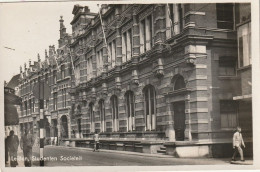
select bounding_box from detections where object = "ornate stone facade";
[18,3,252,157]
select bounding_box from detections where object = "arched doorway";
[111,95,119,132]
[173,75,186,141]
[143,85,156,131]
[61,115,68,138]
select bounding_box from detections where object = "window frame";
[218,56,237,76]
[216,3,234,30]
[220,100,238,129]
[111,95,119,132]
[143,85,156,131]
[125,91,135,131]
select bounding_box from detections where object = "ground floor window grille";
[220,100,237,129]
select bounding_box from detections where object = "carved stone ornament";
[153,58,164,78]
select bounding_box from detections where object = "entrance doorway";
[61,115,68,138]
[173,101,186,141]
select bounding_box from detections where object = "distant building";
[4,74,21,137]
[17,3,252,158]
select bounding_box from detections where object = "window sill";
[220,128,236,131]
[237,65,251,71]
[218,76,239,80]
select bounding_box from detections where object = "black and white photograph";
[0,0,259,171]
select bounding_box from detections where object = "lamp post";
[33,76,51,166]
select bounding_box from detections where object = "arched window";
[174,75,185,90]
[99,99,106,132]
[89,102,95,133]
[111,95,119,132]
[125,91,135,131]
[77,105,81,114]
[143,85,156,131]
[61,115,68,138]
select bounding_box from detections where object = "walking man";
[93,131,100,152]
[232,126,246,161]
[20,129,35,167]
[6,130,19,167]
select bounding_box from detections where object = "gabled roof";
[72,4,83,15]
[6,74,20,89]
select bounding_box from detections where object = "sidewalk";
[5,145,253,167]
[5,147,40,167]
[49,145,253,165]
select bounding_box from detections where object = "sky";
[0,1,100,83]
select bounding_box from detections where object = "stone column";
[132,5,140,84]
[102,43,109,73]
[166,100,175,141]
[153,4,166,44]
[115,6,122,66]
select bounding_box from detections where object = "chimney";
[29,59,31,66]
[38,53,41,62]
[84,6,90,13]
[45,49,48,59]
[59,16,66,38]
[20,65,22,73]
[49,45,56,56]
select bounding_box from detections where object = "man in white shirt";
[93,132,99,152]
[232,126,245,161]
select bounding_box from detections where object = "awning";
[4,103,19,126]
[233,94,252,100]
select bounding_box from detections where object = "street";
[6,145,242,167]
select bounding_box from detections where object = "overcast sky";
[0,1,100,83]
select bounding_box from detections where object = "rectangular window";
[148,15,153,49]
[99,100,106,132]
[97,50,103,76]
[90,103,95,133]
[89,57,92,79]
[53,92,58,110]
[239,37,244,67]
[140,15,153,53]
[216,3,234,30]
[62,89,66,108]
[29,99,32,113]
[25,101,28,115]
[20,104,23,116]
[166,4,175,38]
[220,100,237,129]
[32,98,35,113]
[53,71,57,84]
[112,40,116,67]
[219,56,236,76]
[178,4,183,31]
[45,99,49,109]
[108,42,112,68]
[140,19,146,53]
[45,73,48,84]
[122,32,127,63]
[61,65,65,79]
[127,29,132,61]
[78,119,81,133]
[238,22,251,67]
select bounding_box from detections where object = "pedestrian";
[5,137,8,164]
[6,130,19,167]
[20,129,35,167]
[232,126,246,162]
[93,131,100,152]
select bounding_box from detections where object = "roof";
[6,74,20,89]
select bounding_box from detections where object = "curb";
[46,145,174,158]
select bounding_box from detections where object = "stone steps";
[157,146,166,154]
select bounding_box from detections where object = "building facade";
[18,3,252,157]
